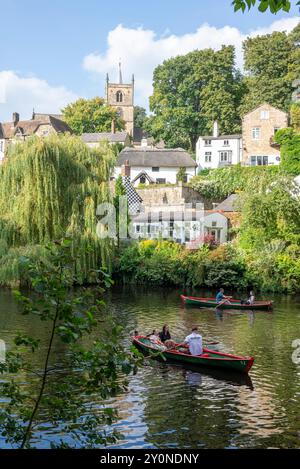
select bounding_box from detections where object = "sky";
[0,0,299,121]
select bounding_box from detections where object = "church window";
[116,91,123,103]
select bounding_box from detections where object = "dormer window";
[223,140,229,146]
[204,140,212,146]
[116,91,123,103]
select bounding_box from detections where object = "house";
[130,193,240,245]
[115,147,197,187]
[196,122,242,171]
[242,103,288,166]
[0,112,72,162]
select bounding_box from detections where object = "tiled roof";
[214,194,239,212]
[82,132,129,143]
[1,115,71,138]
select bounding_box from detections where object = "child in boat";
[147,330,166,348]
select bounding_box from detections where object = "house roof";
[32,112,64,121]
[199,134,242,141]
[131,171,155,185]
[82,132,129,143]
[242,102,288,118]
[1,115,71,139]
[214,194,239,212]
[117,147,197,168]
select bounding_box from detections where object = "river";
[0,287,300,449]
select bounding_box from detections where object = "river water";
[0,287,300,449]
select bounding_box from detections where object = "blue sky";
[0,0,299,120]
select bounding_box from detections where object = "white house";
[115,147,197,187]
[196,122,242,172]
[131,208,229,245]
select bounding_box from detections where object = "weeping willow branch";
[0,134,116,286]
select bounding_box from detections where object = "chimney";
[13,112,20,126]
[213,121,219,138]
[111,118,116,134]
[121,159,131,177]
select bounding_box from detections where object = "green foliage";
[0,134,116,286]
[190,165,280,200]
[241,28,298,114]
[275,128,300,175]
[0,239,140,448]
[176,167,187,183]
[290,103,300,131]
[232,0,299,13]
[62,97,125,135]
[134,106,147,129]
[146,46,244,150]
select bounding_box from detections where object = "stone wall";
[137,183,213,210]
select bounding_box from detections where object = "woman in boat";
[216,288,232,306]
[159,324,177,349]
[147,330,164,346]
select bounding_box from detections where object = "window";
[252,127,261,140]
[223,140,229,146]
[205,152,212,163]
[156,178,166,184]
[212,221,217,227]
[219,151,232,162]
[204,140,212,146]
[260,110,269,120]
[152,167,160,172]
[250,156,269,166]
[140,176,146,184]
[116,90,123,103]
[136,225,140,233]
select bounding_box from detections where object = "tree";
[232,0,299,13]
[275,127,300,174]
[62,97,125,135]
[146,46,244,151]
[134,106,147,129]
[0,135,116,286]
[0,238,140,448]
[241,30,297,114]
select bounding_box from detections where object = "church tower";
[106,63,134,137]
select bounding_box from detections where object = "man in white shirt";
[184,327,203,356]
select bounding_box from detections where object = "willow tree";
[0,134,116,285]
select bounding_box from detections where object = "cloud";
[0,71,78,122]
[83,17,299,109]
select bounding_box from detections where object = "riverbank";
[113,240,300,293]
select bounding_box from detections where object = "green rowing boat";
[180,295,273,311]
[132,336,254,373]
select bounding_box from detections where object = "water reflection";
[0,286,300,449]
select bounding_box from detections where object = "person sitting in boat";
[147,330,165,346]
[159,324,177,349]
[241,291,255,306]
[183,327,203,356]
[216,288,231,306]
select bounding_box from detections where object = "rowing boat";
[132,336,254,373]
[180,295,273,311]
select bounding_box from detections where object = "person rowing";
[216,288,232,307]
[182,327,203,356]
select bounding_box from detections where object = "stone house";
[0,112,72,162]
[242,103,288,166]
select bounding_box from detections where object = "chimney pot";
[121,159,131,177]
[213,121,219,138]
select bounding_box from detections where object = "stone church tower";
[106,63,134,137]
